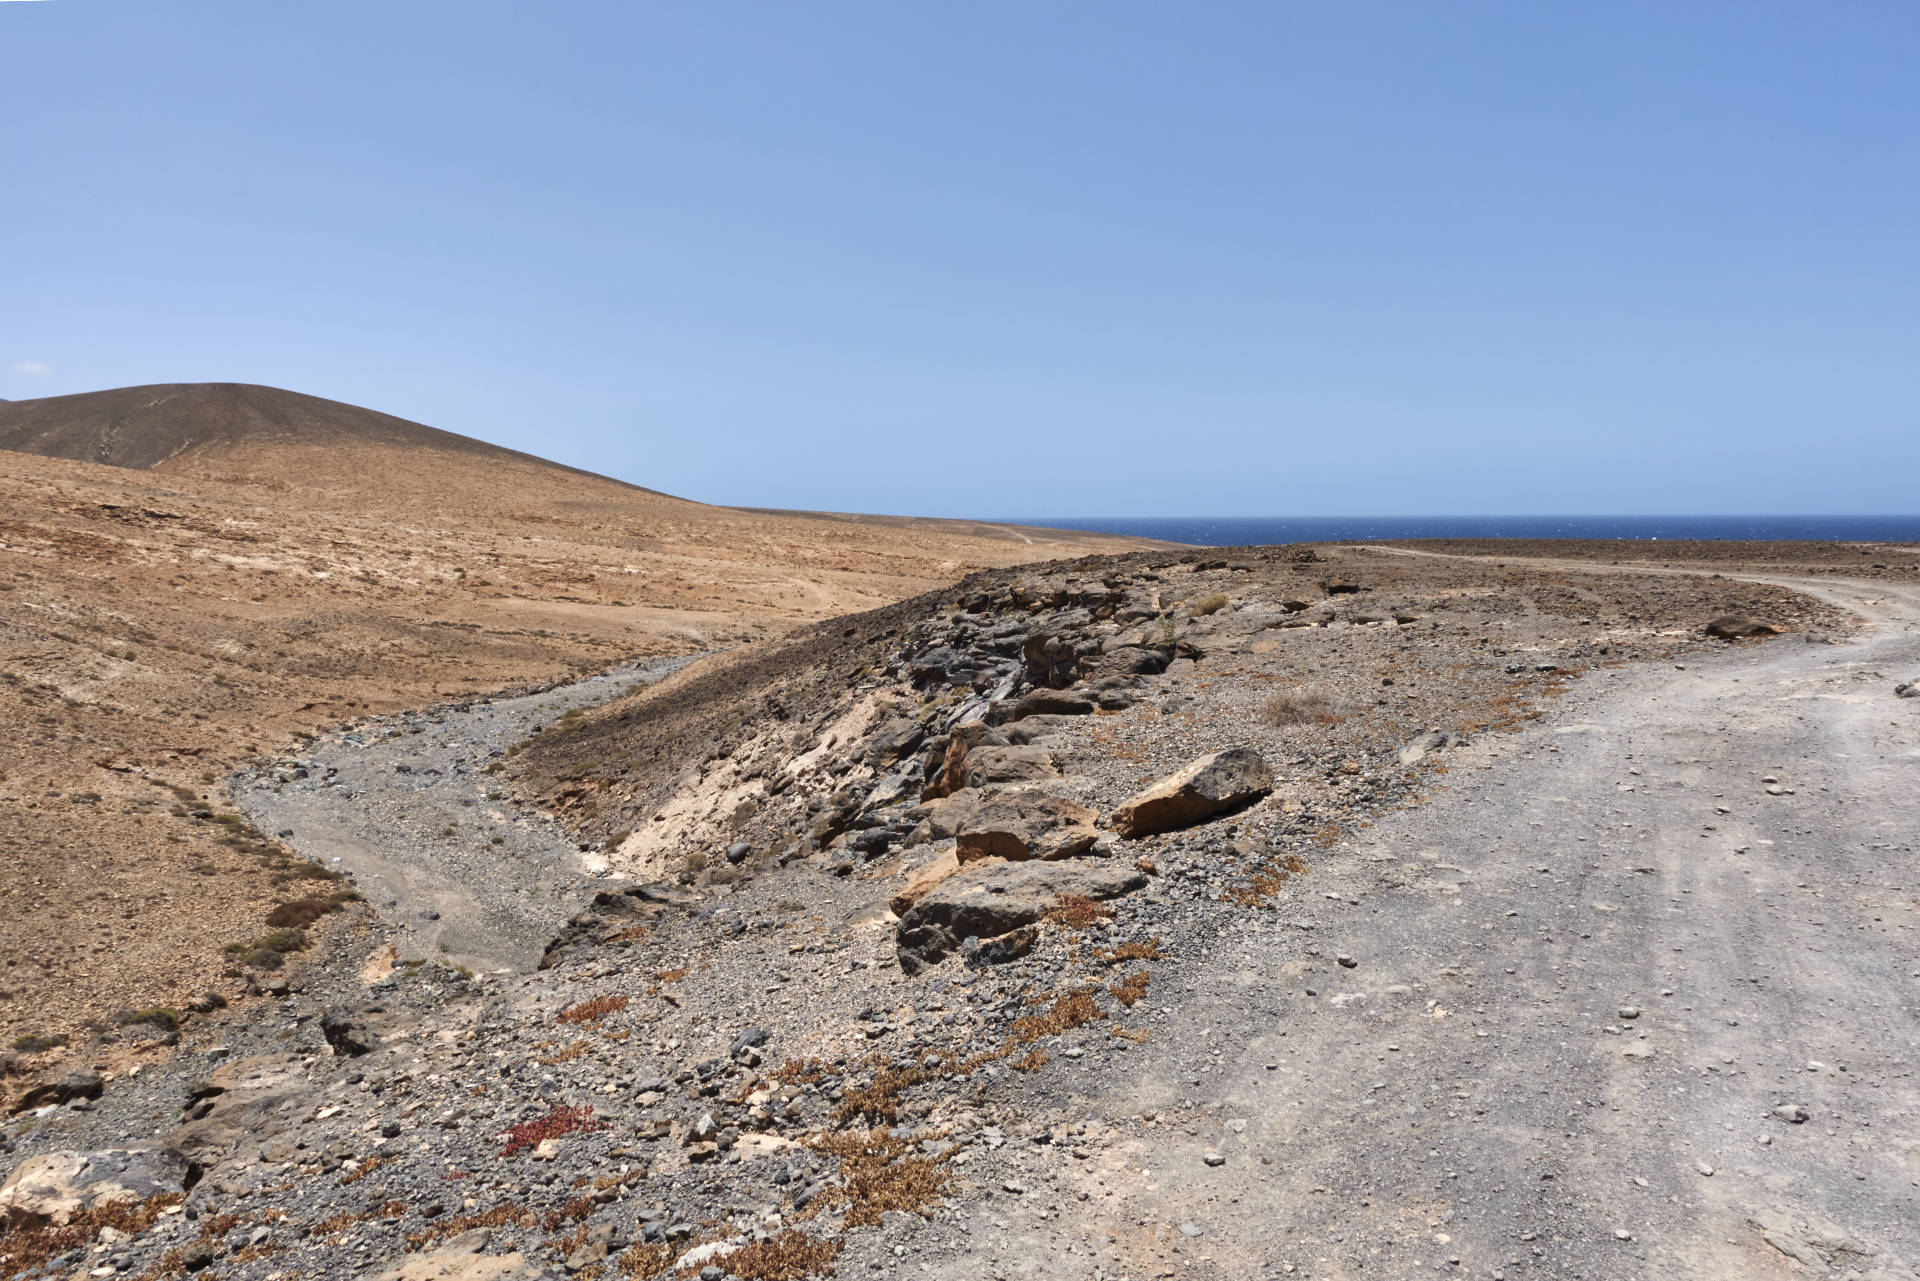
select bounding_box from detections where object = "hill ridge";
[0,381,659,492]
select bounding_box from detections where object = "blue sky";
[4,2,1916,517]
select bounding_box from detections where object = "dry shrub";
[1008,988,1105,1045]
[1223,853,1310,907]
[1093,938,1162,964]
[1109,970,1151,1007]
[835,1059,933,1125]
[1258,689,1344,726]
[1044,894,1113,931]
[1110,1025,1152,1043]
[652,968,689,984]
[263,893,354,929]
[771,1057,830,1087]
[557,994,629,1025]
[496,1105,605,1159]
[537,1041,590,1066]
[724,1230,841,1280]
[813,1128,954,1228]
[0,1193,183,1277]
[1011,1048,1049,1074]
[337,1160,393,1190]
[1192,592,1230,616]
[541,1195,599,1231]
[618,1241,678,1278]
[404,1203,536,1251]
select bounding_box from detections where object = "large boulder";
[1022,626,1087,688]
[895,859,1147,973]
[890,844,963,917]
[1704,615,1779,639]
[0,1145,193,1228]
[1104,746,1273,837]
[321,1011,379,1057]
[166,1054,312,1163]
[959,745,1060,789]
[955,793,1100,864]
[6,1071,104,1115]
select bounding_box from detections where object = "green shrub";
[11,1033,68,1053]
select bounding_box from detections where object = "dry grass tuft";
[1258,688,1345,726]
[337,1154,394,1186]
[1011,1048,1050,1073]
[1044,894,1114,931]
[1093,938,1162,964]
[771,1056,831,1087]
[724,1230,842,1280]
[403,1202,536,1251]
[1008,988,1105,1045]
[557,994,629,1025]
[617,1241,678,1278]
[812,1127,955,1228]
[1191,592,1230,616]
[1109,970,1152,1008]
[835,1059,933,1125]
[0,1194,183,1278]
[1223,852,1310,907]
[536,1040,591,1066]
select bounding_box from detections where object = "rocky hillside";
[0,543,1853,1281]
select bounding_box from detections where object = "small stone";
[1202,1151,1226,1167]
[1613,1229,1633,1241]
[1773,1104,1810,1124]
[1336,955,1357,969]
[1617,1006,1640,1020]
[1179,1221,1204,1238]
[1696,1162,1714,1176]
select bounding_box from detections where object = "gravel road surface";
[936,568,1919,1281]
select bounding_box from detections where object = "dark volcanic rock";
[1704,615,1780,639]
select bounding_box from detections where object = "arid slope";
[0,384,1147,1051]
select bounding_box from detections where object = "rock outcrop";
[1104,746,1273,837]
[0,1145,192,1228]
[954,792,1100,864]
[895,859,1147,973]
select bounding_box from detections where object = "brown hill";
[0,382,650,486]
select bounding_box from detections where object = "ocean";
[1025,515,1920,548]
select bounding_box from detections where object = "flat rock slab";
[895,858,1147,973]
[956,792,1099,864]
[1105,745,1273,837]
[0,1145,192,1228]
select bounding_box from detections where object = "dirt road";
[949,569,1920,1280]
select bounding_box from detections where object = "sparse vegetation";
[1192,592,1230,616]
[556,994,629,1025]
[10,1032,68,1054]
[1258,688,1345,726]
[496,1105,605,1158]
